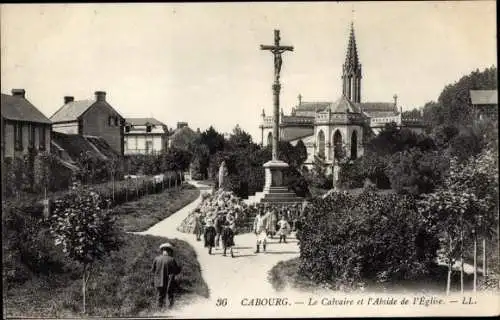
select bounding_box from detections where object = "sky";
[1,2,496,142]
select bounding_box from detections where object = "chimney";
[95,91,106,102]
[11,89,26,98]
[393,94,398,107]
[64,96,74,104]
[298,93,302,106]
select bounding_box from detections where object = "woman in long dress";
[266,209,277,239]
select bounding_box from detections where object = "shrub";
[298,192,439,290]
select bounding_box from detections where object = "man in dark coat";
[151,242,181,308]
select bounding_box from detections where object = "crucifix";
[260,29,294,161]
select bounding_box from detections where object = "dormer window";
[125,125,131,133]
[146,125,152,133]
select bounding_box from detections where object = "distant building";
[470,89,498,120]
[124,117,168,155]
[1,89,52,159]
[168,122,198,150]
[50,91,124,155]
[259,23,405,168]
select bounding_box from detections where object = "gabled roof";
[50,100,95,122]
[329,95,362,113]
[470,90,498,105]
[295,101,332,112]
[1,93,52,124]
[51,131,119,162]
[125,117,166,127]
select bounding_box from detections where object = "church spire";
[342,21,362,103]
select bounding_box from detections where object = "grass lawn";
[114,183,200,232]
[3,233,209,318]
[269,257,479,294]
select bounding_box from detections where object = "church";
[259,23,406,169]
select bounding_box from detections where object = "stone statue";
[218,161,228,190]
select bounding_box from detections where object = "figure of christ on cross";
[260,29,294,161]
[260,29,294,82]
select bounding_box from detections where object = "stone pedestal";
[259,160,303,204]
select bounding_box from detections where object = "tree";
[50,186,121,313]
[295,140,308,168]
[228,124,253,149]
[200,126,225,155]
[386,148,450,195]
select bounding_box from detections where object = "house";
[168,122,198,150]
[124,117,168,155]
[1,89,52,159]
[50,91,125,155]
[470,89,498,120]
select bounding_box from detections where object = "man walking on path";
[253,209,269,253]
[151,242,182,309]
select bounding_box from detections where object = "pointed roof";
[50,99,95,122]
[344,22,360,71]
[330,95,362,113]
[1,93,52,124]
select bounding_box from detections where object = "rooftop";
[470,90,498,105]
[1,93,52,124]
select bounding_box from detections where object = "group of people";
[252,204,304,253]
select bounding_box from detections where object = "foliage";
[50,186,121,313]
[423,66,497,128]
[295,140,308,168]
[386,148,450,195]
[200,126,225,155]
[298,192,439,289]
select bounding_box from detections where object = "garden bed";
[3,233,208,318]
[114,183,200,232]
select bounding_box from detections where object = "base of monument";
[258,160,303,204]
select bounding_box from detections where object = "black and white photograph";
[1,2,498,318]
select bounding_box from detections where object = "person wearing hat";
[221,215,236,258]
[204,217,217,254]
[151,242,181,309]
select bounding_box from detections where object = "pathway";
[136,180,303,318]
[137,181,488,318]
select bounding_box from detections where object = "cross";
[260,30,294,82]
[259,29,294,161]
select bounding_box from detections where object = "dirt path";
[136,180,302,318]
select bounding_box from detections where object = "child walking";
[204,218,217,255]
[221,215,236,258]
[277,215,291,244]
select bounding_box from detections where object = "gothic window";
[333,130,342,160]
[351,131,358,160]
[317,130,325,158]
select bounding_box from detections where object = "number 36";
[216,298,228,307]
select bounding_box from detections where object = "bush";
[298,191,439,290]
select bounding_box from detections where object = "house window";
[108,116,113,126]
[29,125,36,148]
[146,125,152,133]
[114,117,119,126]
[39,127,46,150]
[146,140,153,153]
[125,125,131,133]
[14,123,23,150]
